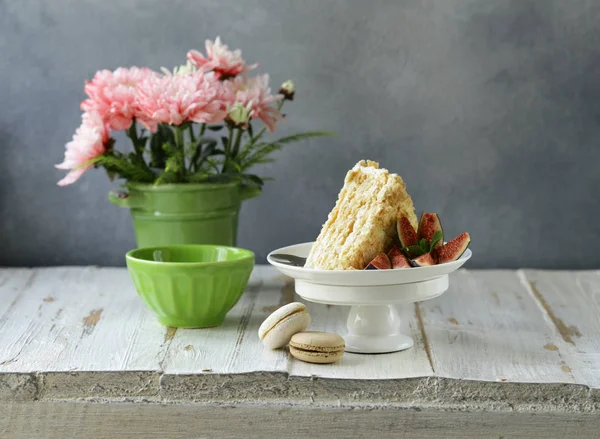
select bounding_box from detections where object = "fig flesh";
[410,252,436,267]
[397,216,418,247]
[365,252,392,270]
[388,245,411,268]
[416,213,443,248]
[434,232,470,264]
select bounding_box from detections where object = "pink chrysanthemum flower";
[81,67,156,131]
[224,74,283,132]
[136,71,228,127]
[187,37,257,80]
[55,112,110,186]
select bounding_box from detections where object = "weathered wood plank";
[1,266,598,394]
[161,266,289,374]
[2,401,598,439]
[522,270,600,388]
[419,270,576,384]
[289,299,434,380]
[0,268,37,326]
[0,267,168,372]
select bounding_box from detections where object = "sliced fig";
[388,246,411,269]
[410,252,436,267]
[365,252,391,270]
[397,216,417,247]
[433,232,471,264]
[416,213,443,248]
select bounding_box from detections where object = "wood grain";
[0,267,167,372]
[0,268,38,330]
[2,401,598,439]
[161,266,289,374]
[522,270,600,388]
[0,266,599,393]
[419,269,577,384]
[289,292,434,380]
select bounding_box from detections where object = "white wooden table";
[1,266,599,438]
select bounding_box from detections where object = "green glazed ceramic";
[109,183,261,248]
[126,245,255,328]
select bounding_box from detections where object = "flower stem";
[199,123,206,137]
[225,126,233,156]
[224,126,234,173]
[127,121,142,155]
[232,128,243,157]
[175,125,184,149]
[188,124,196,144]
[187,124,198,173]
[174,125,185,179]
[126,119,154,178]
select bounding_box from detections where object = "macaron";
[258,302,311,349]
[289,331,345,364]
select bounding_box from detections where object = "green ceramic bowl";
[126,245,255,328]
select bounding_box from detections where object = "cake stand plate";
[267,242,472,354]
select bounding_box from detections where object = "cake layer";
[305,160,417,270]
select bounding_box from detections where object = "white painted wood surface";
[419,269,578,384]
[290,298,434,380]
[162,266,289,374]
[0,268,168,373]
[521,270,600,388]
[0,266,599,391]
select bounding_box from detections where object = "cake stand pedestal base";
[295,275,449,354]
[344,305,413,353]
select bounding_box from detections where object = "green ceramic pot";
[126,245,255,328]
[109,182,261,248]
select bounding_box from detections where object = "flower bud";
[226,103,252,128]
[279,80,295,100]
[160,61,197,76]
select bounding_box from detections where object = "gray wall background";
[1,0,599,269]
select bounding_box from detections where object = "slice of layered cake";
[305,160,418,270]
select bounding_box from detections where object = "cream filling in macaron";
[289,331,345,363]
[258,302,311,349]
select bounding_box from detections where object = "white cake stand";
[267,242,472,354]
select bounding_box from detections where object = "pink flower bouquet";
[56,37,332,192]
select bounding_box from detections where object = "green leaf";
[186,172,210,183]
[238,142,283,172]
[234,132,335,174]
[429,230,443,252]
[95,154,155,183]
[225,159,242,173]
[206,158,221,173]
[197,144,224,164]
[189,137,218,171]
[402,245,426,259]
[104,168,117,182]
[271,131,336,145]
[161,141,175,154]
[207,125,223,131]
[241,174,264,187]
[419,238,429,253]
[204,173,242,183]
[164,156,182,174]
[150,124,174,168]
[71,156,102,171]
[221,136,229,148]
[247,123,254,139]
[154,171,179,185]
[195,137,218,149]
